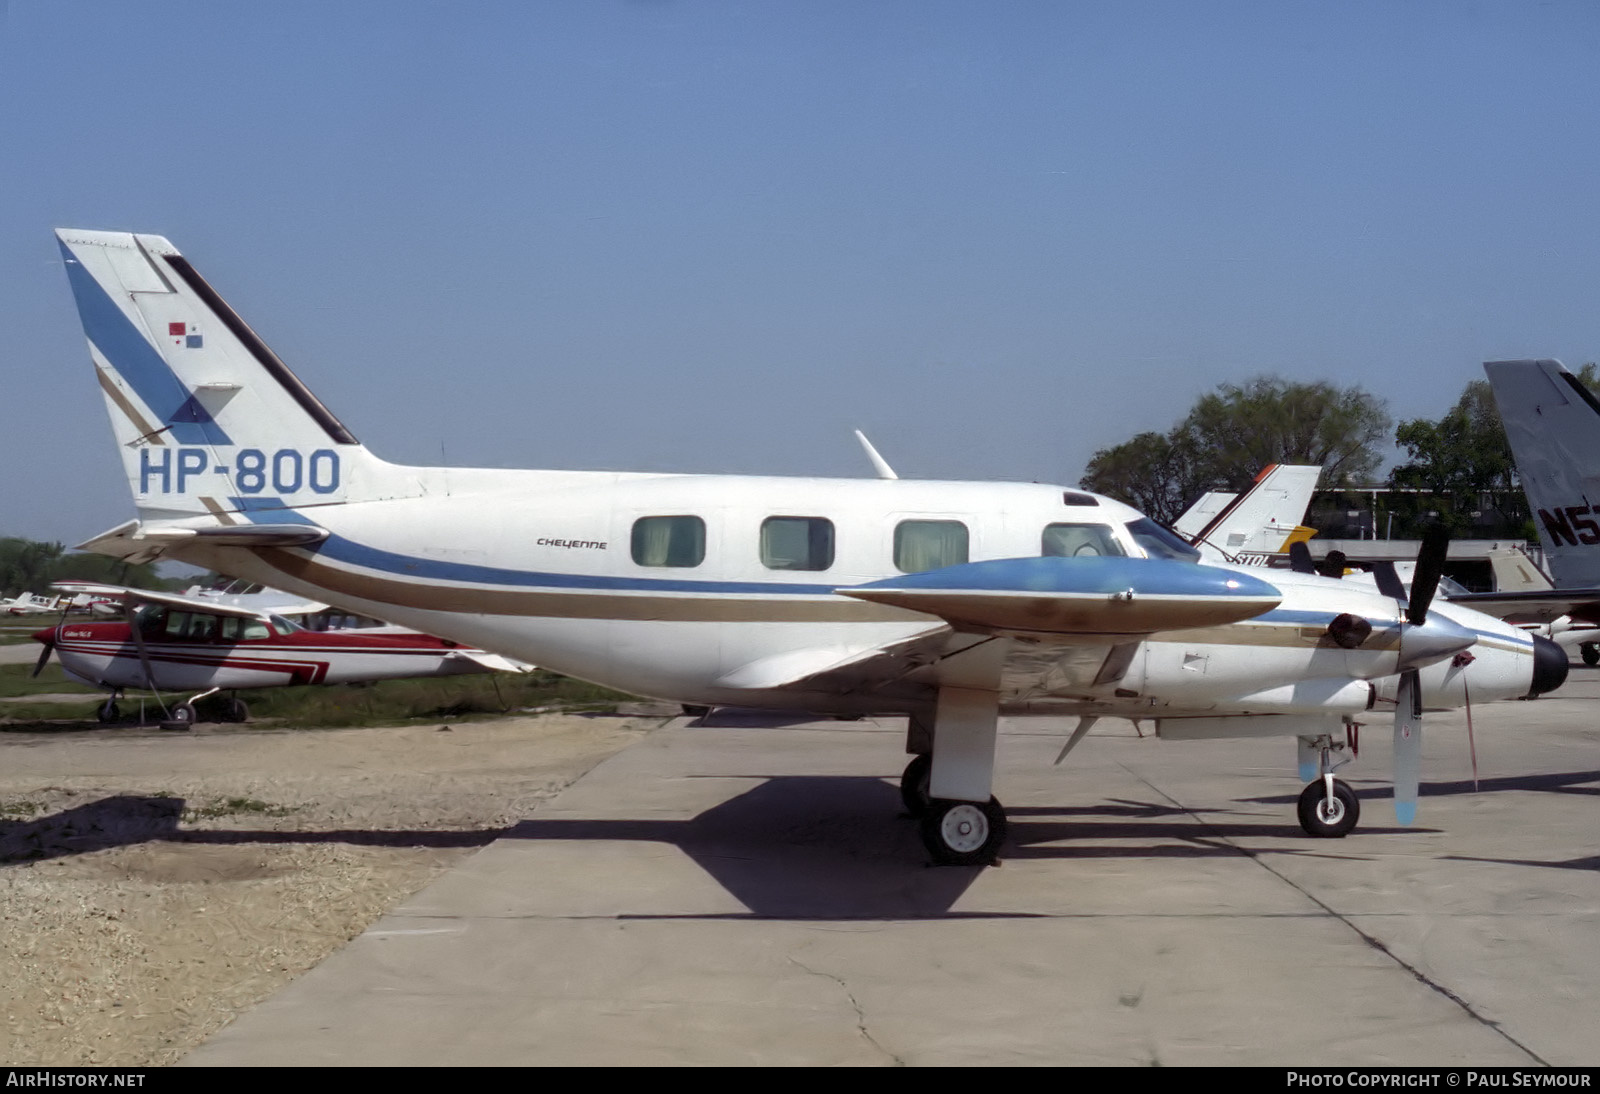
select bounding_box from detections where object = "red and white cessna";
[31,583,531,726]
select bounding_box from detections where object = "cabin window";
[631,515,707,568]
[1042,523,1126,558]
[218,616,271,642]
[894,520,969,573]
[760,516,834,571]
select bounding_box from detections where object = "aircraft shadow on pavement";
[0,794,506,866]
[502,775,1395,918]
[1244,769,1600,805]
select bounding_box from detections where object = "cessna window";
[894,520,969,573]
[1041,523,1126,558]
[1125,518,1202,562]
[760,517,834,571]
[218,616,272,642]
[631,516,706,568]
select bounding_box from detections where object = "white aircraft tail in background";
[1487,546,1554,594]
[1172,464,1321,564]
[1484,359,1600,588]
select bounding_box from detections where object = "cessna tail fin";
[55,229,405,522]
[1484,359,1600,588]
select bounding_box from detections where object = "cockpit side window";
[1041,523,1126,558]
[1124,518,1202,562]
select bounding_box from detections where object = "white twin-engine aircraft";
[54,229,1567,865]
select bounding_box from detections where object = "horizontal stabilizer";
[76,518,328,563]
[839,557,1280,638]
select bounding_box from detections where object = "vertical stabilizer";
[1183,464,1323,561]
[1484,359,1600,587]
[1486,546,1554,593]
[55,229,404,522]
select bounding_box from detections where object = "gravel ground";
[0,713,658,1065]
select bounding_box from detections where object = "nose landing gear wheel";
[919,797,1007,866]
[96,699,120,724]
[1297,778,1360,838]
[1582,644,1598,667]
[899,754,932,817]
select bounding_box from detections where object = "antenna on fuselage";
[854,430,899,480]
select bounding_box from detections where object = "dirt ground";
[0,713,660,1066]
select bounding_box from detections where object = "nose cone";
[31,626,56,646]
[1396,614,1477,672]
[1529,635,1569,697]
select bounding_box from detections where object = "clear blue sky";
[4,1,1598,546]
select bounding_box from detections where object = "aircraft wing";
[51,581,275,622]
[1445,588,1600,625]
[717,557,1281,696]
[840,556,1281,638]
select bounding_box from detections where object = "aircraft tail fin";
[55,229,406,522]
[1185,464,1323,561]
[1484,359,1600,587]
[1486,546,1554,593]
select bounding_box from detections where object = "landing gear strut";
[1297,731,1360,838]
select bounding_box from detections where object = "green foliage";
[0,537,175,599]
[1382,366,1600,537]
[0,663,104,699]
[1081,375,1391,522]
[1079,431,1209,525]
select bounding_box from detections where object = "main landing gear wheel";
[1297,779,1360,838]
[223,698,249,723]
[96,699,120,724]
[899,754,932,816]
[1583,644,1599,667]
[161,702,197,732]
[919,797,1007,866]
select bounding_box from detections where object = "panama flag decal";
[167,321,202,349]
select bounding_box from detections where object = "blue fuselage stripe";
[61,241,231,446]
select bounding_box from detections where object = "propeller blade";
[1288,541,1316,574]
[31,637,53,679]
[1368,560,1408,602]
[1393,670,1422,825]
[1316,549,1348,579]
[1407,526,1451,625]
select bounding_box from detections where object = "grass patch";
[184,797,295,820]
[0,662,103,699]
[0,800,41,818]
[243,669,630,728]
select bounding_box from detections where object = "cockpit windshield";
[1124,518,1202,563]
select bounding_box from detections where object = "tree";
[1079,431,1209,525]
[1081,375,1392,520]
[1387,366,1600,535]
[0,536,174,598]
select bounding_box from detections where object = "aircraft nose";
[30,626,55,645]
[1528,634,1569,697]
